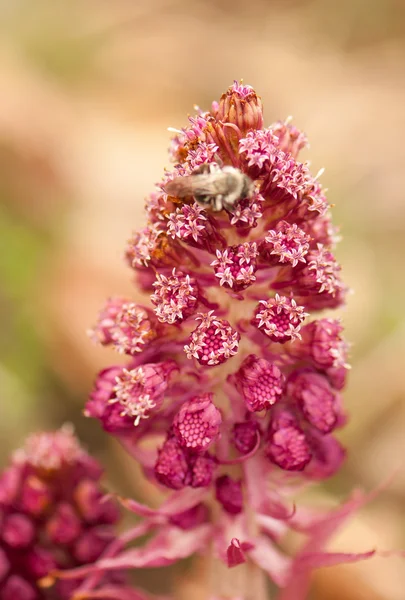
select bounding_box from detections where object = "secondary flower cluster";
[0,426,126,600]
[78,82,356,599]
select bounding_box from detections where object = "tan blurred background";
[1,1,405,598]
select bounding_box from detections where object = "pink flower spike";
[0,426,123,598]
[184,312,240,367]
[253,294,308,343]
[173,394,222,452]
[151,268,198,324]
[266,412,312,471]
[233,354,285,413]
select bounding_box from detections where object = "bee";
[164,162,254,212]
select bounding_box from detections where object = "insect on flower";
[165,161,254,212]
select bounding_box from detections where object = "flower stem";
[209,555,269,600]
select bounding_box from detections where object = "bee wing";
[164,176,195,198]
[165,173,228,198]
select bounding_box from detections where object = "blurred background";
[0,0,405,598]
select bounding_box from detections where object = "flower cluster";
[0,426,129,600]
[57,82,367,599]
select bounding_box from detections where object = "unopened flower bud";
[296,319,350,371]
[233,354,284,413]
[2,514,35,548]
[73,527,114,564]
[288,369,339,433]
[19,476,51,517]
[189,454,216,488]
[46,503,81,545]
[232,421,260,454]
[2,575,36,600]
[215,476,243,515]
[173,394,222,452]
[266,412,311,471]
[154,436,190,490]
[215,81,263,134]
[0,547,10,582]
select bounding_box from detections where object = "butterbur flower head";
[184,312,240,367]
[81,82,355,598]
[87,360,178,429]
[0,426,122,599]
[151,268,199,323]
[167,202,208,245]
[261,221,310,267]
[233,354,284,412]
[112,360,177,425]
[90,297,158,354]
[125,222,164,268]
[85,366,134,432]
[253,294,308,343]
[211,243,258,291]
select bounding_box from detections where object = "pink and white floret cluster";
[46,82,377,599]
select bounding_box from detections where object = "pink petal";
[118,487,207,519]
[277,485,389,600]
[294,549,376,570]
[57,524,211,579]
[244,454,295,520]
[277,551,376,600]
[249,535,291,587]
